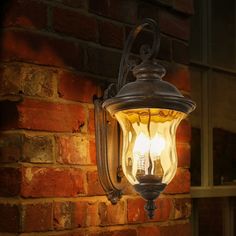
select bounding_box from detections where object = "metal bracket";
[94,99,124,204]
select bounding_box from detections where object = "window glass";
[210,72,236,185]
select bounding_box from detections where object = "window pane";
[190,68,202,186]
[211,72,236,185]
[210,0,236,69]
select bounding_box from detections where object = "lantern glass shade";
[115,108,186,187]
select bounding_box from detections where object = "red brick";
[164,169,190,194]
[21,167,85,197]
[0,204,20,232]
[56,135,90,165]
[0,63,57,98]
[0,100,19,130]
[62,0,87,8]
[160,223,191,236]
[88,108,95,134]
[3,0,47,29]
[127,197,172,223]
[138,226,160,236]
[53,202,72,230]
[0,167,21,197]
[22,202,53,232]
[88,229,137,236]
[89,0,137,24]
[89,138,96,165]
[72,201,99,227]
[170,198,191,219]
[177,144,190,168]
[53,7,98,42]
[0,30,84,69]
[0,133,23,162]
[23,135,54,163]
[176,119,191,143]
[127,198,145,223]
[86,47,121,78]
[164,65,190,92]
[87,171,105,195]
[17,99,86,132]
[173,0,194,15]
[172,40,189,64]
[159,10,190,40]
[98,201,126,226]
[58,71,101,103]
[137,2,159,21]
[98,20,124,49]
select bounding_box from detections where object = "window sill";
[191,186,236,198]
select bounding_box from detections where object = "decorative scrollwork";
[117,18,161,91]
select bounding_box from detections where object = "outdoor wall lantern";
[94,18,196,219]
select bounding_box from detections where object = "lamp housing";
[94,18,196,219]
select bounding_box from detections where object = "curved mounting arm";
[117,18,161,91]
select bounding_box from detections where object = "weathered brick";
[88,108,95,134]
[89,0,137,24]
[0,204,20,233]
[159,36,171,61]
[0,133,23,162]
[3,0,47,29]
[87,171,105,195]
[0,100,20,130]
[177,144,190,168]
[86,47,121,78]
[53,7,98,42]
[98,201,126,226]
[172,40,189,64]
[53,202,72,230]
[56,135,89,165]
[21,167,85,197]
[0,30,84,70]
[58,71,101,103]
[160,223,191,236]
[127,197,172,223]
[0,63,57,98]
[159,10,190,40]
[0,167,21,197]
[22,202,53,232]
[22,135,54,163]
[98,20,124,49]
[164,65,190,92]
[72,201,99,227]
[137,2,159,21]
[137,226,160,236]
[176,119,191,143]
[164,169,190,194]
[18,99,85,132]
[62,0,87,8]
[89,138,96,165]
[88,229,137,236]
[173,0,194,15]
[170,198,191,219]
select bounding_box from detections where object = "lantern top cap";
[103,59,196,115]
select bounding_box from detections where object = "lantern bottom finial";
[134,183,166,219]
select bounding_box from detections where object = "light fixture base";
[134,183,166,219]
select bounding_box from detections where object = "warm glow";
[133,133,166,159]
[116,108,185,185]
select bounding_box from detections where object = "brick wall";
[0,0,193,235]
